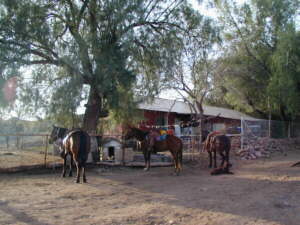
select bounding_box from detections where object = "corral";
[0,147,300,225]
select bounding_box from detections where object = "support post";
[44,135,49,167]
[240,117,244,151]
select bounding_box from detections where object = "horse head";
[124,126,148,141]
[201,130,210,143]
[49,125,68,144]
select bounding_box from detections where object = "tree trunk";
[82,87,102,133]
[195,101,204,132]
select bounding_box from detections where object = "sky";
[160,0,247,100]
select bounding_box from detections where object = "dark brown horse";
[204,131,231,169]
[124,127,183,175]
[210,161,234,175]
[49,126,91,183]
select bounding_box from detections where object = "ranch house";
[137,98,257,136]
[103,97,257,137]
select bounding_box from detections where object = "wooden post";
[288,121,291,138]
[268,97,271,138]
[121,135,125,165]
[6,136,9,149]
[21,136,24,149]
[44,135,49,167]
[240,117,244,150]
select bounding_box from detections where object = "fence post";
[240,117,244,150]
[6,136,9,149]
[268,96,272,138]
[121,135,125,165]
[288,121,291,139]
[44,135,49,167]
[268,117,272,138]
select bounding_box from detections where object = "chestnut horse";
[204,131,231,169]
[49,126,91,183]
[124,127,183,175]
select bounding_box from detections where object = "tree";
[211,0,300,121]
[0,0,197,132]
[167,10,220,138]
[269,25,300,120]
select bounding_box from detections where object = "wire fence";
[1,119,300,171]
[0,134,52,171]
[0,133,205,171]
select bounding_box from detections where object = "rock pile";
[235,137,300,160]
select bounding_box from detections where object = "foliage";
[211,0,300,120]
[166,9,220,115]
[0,0,197,130]
[269,24,300,120]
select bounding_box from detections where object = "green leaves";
[269,24,300,118]
[0,0,197,129]
[212,0,300,120]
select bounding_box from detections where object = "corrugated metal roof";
[138,98,258,121]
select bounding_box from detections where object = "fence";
[0,132,206,171]
[0,134,53,171]
[236,118,300,159]
[1,120,299,171]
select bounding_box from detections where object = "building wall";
[141,110,241,134]
[140,110,176,129]
[208,117,241,131]
[103,109,242,136]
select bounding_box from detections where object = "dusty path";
[0,150,300,225]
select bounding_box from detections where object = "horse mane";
[58,127,68,138]
[132,127,149,139]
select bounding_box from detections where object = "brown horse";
[210,161,234,175]
[204,131,231,169]
[124,127,183,175]
[49,126,91,183]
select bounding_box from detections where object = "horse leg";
[177,150,183,174]
[213,150,217,168]
[170,151,178,175]
[146,149,151,171]
[68,154,73,177]
[219,151,225,167]
[74,161,80,183]
[62,154,67,177]
[143,149,151,171]
[208,151,212,168]
[225,149,232,168]
[82,165,87,183]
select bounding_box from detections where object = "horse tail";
[225,135,231,152]
[78,131,89,167]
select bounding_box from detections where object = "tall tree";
[212,0,300,120]
[0,0,196,132]
[166,10,220,137]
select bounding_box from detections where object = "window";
[213,123,225,131]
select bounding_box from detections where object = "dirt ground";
[0,149,300,225]
[0,149,61,170]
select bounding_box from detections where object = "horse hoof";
[75,180,80,183]
[143,168,149,171]
[83,179,87,183]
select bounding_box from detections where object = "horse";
[210,161,234,175]
[124,126,183,175]
[49,126,91,183]
[204,131,231,169]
